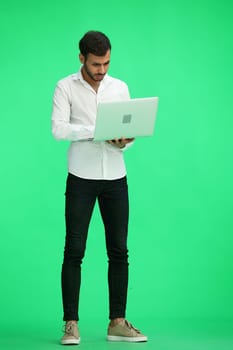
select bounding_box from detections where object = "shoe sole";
[61,337,80,345]
[107,335,148,342]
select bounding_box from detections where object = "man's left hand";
[107,137,134,149]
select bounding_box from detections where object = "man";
[52,31,147,345]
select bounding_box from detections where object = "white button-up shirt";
[52,69,131,180]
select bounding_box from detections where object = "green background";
[1,0,233,349]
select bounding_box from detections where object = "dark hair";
[79,31,111,58]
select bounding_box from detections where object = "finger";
[107,140,115,145]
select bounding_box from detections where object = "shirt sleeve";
[51,82,94,141]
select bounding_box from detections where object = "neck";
[81,67,100,92]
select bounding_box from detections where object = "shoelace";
[125,320,141,334]
[63,322,76,334]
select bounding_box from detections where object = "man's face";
[80,50,111,83]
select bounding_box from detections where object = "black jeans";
[62,173,129,321]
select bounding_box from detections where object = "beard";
[83,63,105,82]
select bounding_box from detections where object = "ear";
[79,53,85,64]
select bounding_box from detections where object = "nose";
[98,65,105,74]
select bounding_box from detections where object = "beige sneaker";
[61,321,80,345]
[107,320,148,342]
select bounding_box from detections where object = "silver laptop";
[93,97,159,141]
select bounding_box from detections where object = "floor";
[1,319,233,350]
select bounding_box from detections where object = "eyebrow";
[92,60,110,66]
